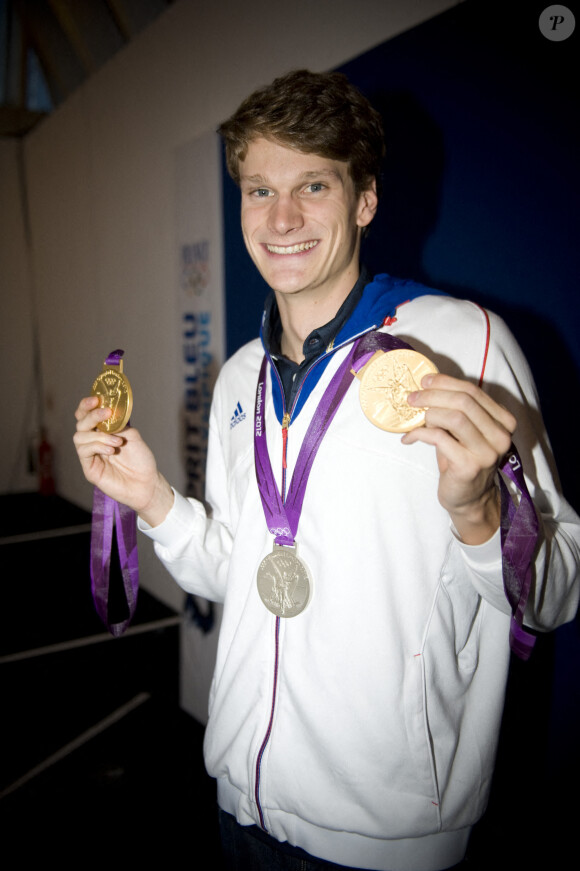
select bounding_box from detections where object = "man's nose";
[268,194,304,235]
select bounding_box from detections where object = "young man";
[74,70,580,870]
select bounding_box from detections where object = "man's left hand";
[402,373,516,545]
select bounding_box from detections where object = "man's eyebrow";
[240,174,268,185]
[240,168,343,185]
[300,169,342,180]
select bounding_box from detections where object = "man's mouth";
[265,240,318,255]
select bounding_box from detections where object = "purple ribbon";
[90,349,139,636]
[104,348,124,369]
[254,332,412,545]
[498,450,539,659]
[90,486,139,636]
[254,331,539,659]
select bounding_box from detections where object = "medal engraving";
[91,361,133,433]
[257,544,311,617]
[359,349,438,433]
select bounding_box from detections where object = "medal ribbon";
[498,452,539,659]
[90,350,139,636]
[254,331,413,545]
[255,331,538,658]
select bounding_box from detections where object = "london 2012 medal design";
[91,357,133,433]
[359,349,438,433]
[257,543,312,617]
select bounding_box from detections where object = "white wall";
[0,139,38,493]
[3,0,460,607]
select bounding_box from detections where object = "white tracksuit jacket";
[142,278,580,871]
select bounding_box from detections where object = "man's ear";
[356,179,378,229]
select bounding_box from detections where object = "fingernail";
[421,374,433,388]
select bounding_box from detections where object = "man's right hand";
[73,396,174,527]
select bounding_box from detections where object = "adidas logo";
[230,401,247,429]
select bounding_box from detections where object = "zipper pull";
[281,412,291,469]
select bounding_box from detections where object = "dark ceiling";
[1,0,174,136]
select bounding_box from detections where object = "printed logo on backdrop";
[180,240,216,634]
[181,241,213,502]
[175,134,225,717]
[181,240,210,296]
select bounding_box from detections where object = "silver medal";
[257,543,312,617]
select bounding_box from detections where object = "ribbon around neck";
[254,330,539,659]
[90,349,139,636]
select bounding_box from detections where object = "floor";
[0,492,222,865]
[1,492,577,868]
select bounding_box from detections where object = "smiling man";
[74,70,580,871]
[239,138,377,365]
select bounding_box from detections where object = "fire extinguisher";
[38,428,55,495]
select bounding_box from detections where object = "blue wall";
[222,4,579,858]
[224,3,579,503]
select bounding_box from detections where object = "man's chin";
[262,271,312,296]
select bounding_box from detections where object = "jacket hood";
[334,273,443,344]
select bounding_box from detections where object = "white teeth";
[266,241,318,254]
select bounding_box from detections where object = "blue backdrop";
[222,2,579,859]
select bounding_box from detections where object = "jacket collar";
[260,271,444,423]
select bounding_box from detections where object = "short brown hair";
[218,69,385,197]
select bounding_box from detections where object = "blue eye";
[307,183,324,193]
[254,188,271,198]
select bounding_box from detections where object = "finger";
[402,422,458,453]
[419,405,512,466]
[75,404,113,433]
[73,429,124,458]
[408,376,516,440]
[401,423,473,478]
[75,395,100,421]
[401,424,495,498]
[419,374,516,435]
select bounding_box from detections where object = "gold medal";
[91,354,133,433]
[358,349,438,433]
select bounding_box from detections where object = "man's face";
[239,138,377,301]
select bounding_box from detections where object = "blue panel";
[220,1,580,845]
[223,2,579,503]
[221,143,270,359]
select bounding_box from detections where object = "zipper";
[253,327,376,830]
[254,616,281,830]
[266,323,375,436]
[254,360,288,831]
[281,412,291,470]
